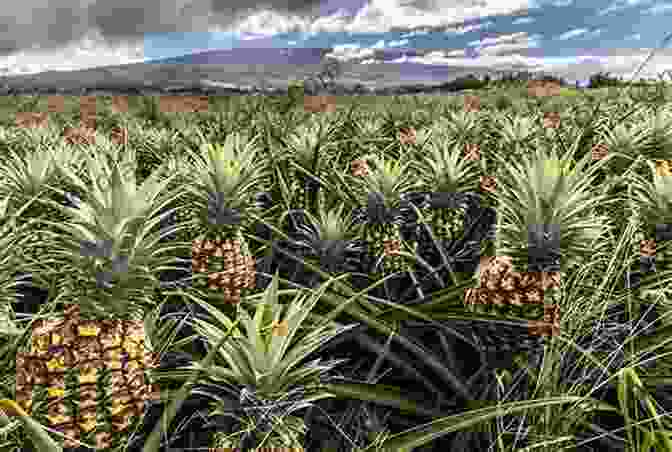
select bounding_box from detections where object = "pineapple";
[19,304,160,449]
[14,112,49,129]
[465,255,560,324]
[542,111,561,129]
[13,152,176,449]
[284,122,330,211]
[62,124,97,146]
[398,126,417,145]
[464,95,481,112]
[351,156,419,275]
[591,142,609,161]
[412,138,482,247]
[181,132,268,304]
[110,126,128,146]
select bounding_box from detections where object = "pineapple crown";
[36,152,182,317]
[356,155,419,206]
[177,132,267,235]
[417,140,481,194]
[629,161,672,229]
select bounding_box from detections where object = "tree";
[306,56,343,94]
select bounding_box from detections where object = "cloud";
[644,3,672,14]
[512,16,535,24]
[556,28,589,40]
[468,31,533,47]
[597,0,654,15]
[0,0,337,59]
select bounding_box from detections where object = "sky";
[1,0,672,84]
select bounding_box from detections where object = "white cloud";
[0,29,146,74]
[512,16,535,24]
[468,31,530,47]
[446,49,467,57]
[552,0,573,6]
[388,39,410,46]
[445,20,494,34]
[332,43,361,52]
[478,40,541,55]
[598,0,654,15]
[644,3,672,14]
[326,46,375,61]
[556,28,588,40]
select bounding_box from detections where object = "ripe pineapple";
[17,304,160,449]
[464,95,481,112]
[542,111,561,129]
[591,142,609,161]
[110,126,128,146]
[465,255,561,329]
[14,112,49,129]
[62,124,97,146]
[398,126,417,145]
[183,133,268,304]
[656,159,672,176]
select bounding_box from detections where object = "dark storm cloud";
[0,0,330,57]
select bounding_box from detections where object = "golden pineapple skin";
[16,304,159,449]
[467,256,560,326]
[191,237,256,304]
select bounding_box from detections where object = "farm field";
[0,81,672,452]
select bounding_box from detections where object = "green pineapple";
[421,205,466,243]
[352,155,419,275]
[284,122,332,211]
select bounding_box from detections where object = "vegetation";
[0,60,672,452]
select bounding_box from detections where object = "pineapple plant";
[182,273,353,451]
[284,202,367,293]
[283,121,336,212]
[413,138,482,246]
[0,138,86,292]
[11,148,181,450]
[473,144,612,426]
[179,131,268,305]
[350,155,419,276]
[629,159,672,281]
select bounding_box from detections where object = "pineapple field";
[0,78,671,452]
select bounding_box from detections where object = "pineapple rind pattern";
[15,304,159,450]
[465,256,561,336]
[191,229,256,304]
